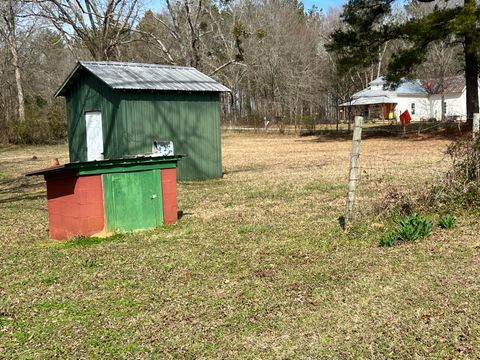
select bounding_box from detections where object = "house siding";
[396,95,430,121]
[429,93,467,119]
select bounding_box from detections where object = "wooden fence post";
[346,116,364,224]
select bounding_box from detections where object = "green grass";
[1,137,480,358]
[58,234,126,249]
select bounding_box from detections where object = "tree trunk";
[464,0,479,128]
[10,43,25,122]
[465,47,478,127]
[4,0,25,122]
[441,93,445,121]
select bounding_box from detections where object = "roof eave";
[397,92,428,96]
[55,61,232,96]
[56,61,118,97]
[111,86,232,93]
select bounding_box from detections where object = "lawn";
[1,133,479,358]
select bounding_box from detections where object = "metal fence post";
[346,116,364,224]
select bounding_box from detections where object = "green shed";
[55,61,230,181]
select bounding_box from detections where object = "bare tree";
[35,0,141,60]
[417,41,462,121]
[0,0,28,122]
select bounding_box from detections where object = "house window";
[411,103,415,115]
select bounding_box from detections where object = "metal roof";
[341,77,429,107]
[340,96,396,107]
[25,155,183,177]
[396,79,428,95]
[353,77,427,97]
[421,75,465,94]
[56,61,231,96]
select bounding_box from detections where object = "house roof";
[357,77,427,96]
[340,96,396,107]
[396,79,428,95]
[340,77,430,107]
[421,75,465,94]
[55,61,231,97]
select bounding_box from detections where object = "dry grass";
[1,133,479,358]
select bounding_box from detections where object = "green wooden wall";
[65,70,222,181]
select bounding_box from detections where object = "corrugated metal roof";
[340,96,396,107]
[421,75,465,94]
[56,61,230,96]
[396,79,428,95]
[26,155,183,177]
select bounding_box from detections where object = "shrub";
[438,214,456,229]
[379,231,398,247]
[446,138,480,183]
[427,138,480,209]
[396,213,432,241]
[5,99,66,144]
[379,213,432,247]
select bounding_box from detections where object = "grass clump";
[379,213,432,247]
[379,231,399,247]
[396,213,432,241]
[438,214,456,229]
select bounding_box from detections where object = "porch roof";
[340,96,397,107]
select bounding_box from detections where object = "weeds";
[438,214,456,229]
[396,213,432,241]
[379,213,432,247]
[379,231,399,247]
[427,138,480,208]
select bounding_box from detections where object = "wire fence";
[223,119,464,138]
[354,153,448,218]
[344,119,460,221]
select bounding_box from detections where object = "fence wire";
[353,150,449,219]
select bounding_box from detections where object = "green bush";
[438,214,456,229]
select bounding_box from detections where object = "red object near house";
[400,110,412,126]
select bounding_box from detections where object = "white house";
[339,75,472,122]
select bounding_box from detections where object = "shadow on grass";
[0,193,46,205]
[177,210,194,220]
[0,176,45,204]
[58,234,126,249]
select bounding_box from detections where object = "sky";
[145,0,347,14]
[303,0,345,11]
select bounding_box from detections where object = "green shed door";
[103,170,164,232]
